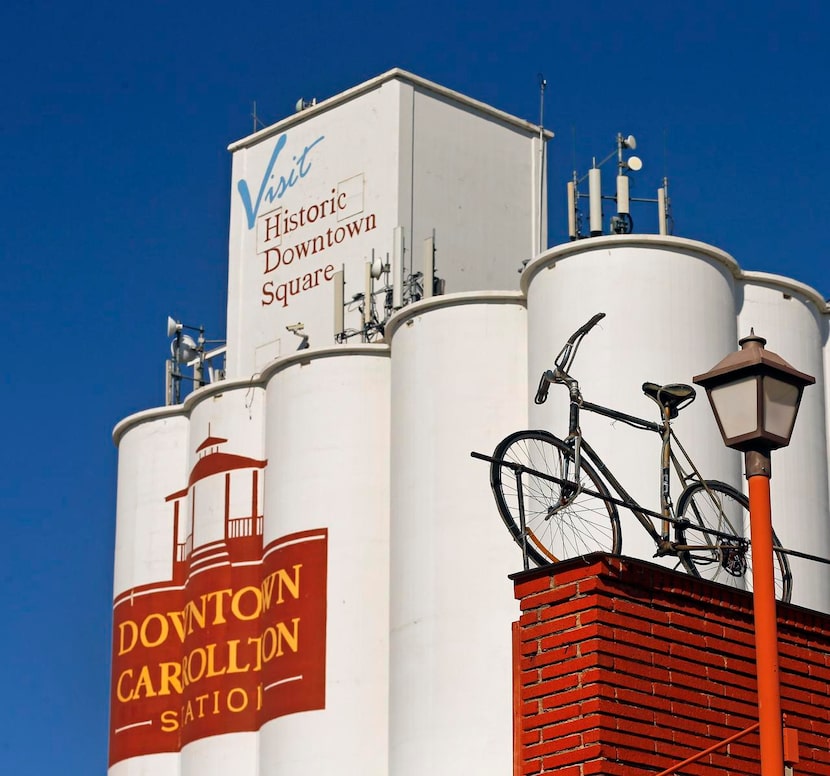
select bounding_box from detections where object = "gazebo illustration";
[165,429,267,583]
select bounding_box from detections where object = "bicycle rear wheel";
[490,430,621,566]
[676,480,792,603]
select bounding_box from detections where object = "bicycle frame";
[558,374,717,555]
[528,312,753,561]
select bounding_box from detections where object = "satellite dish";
[627,156,643,172]
[171,334,199,363]
[167,316,181,338]
[370,255,383,279]
[625,135,637,150]
[295,97,317,112]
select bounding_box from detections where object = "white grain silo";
[110,409,189,776]
[521,235,741,570]
[177,382,266,776]
[258,346,391,775]
[738,272,830,611]
[386,292,527,776]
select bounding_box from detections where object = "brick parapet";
[512,553,830,775]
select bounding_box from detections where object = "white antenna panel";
[567,181,577,240]
[165,359,174,406]
[422,235,435,299]
[588,167,602,236]
[616,175,630,215]
[333,268,345,338]
[392,226,404,309]
[363,261,373,330]
[658,187,668,236]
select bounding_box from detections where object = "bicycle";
[488,312,793,602]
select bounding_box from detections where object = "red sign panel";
[109,529,327,765]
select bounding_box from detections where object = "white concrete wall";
[226,81,401,378]
[405,84,544,293]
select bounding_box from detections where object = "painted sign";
[109,433,327,765]
[238,133,376,311]
[226,87,399,376]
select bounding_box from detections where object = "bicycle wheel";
[490,430,621,566]
[676,480,792,603]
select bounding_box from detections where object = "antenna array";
[166,318,226,405]
[333,228,444,344]
[567,133,672,240]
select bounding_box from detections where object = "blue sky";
[1,1,828,772]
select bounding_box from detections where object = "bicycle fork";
[552,385,585,516]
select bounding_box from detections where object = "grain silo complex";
[109,69,830,775]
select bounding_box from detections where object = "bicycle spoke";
[490,431,621,566]
[676,480,792,603]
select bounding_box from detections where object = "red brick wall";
[512,554,830,775]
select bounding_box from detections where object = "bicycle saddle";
[642,382,696,419]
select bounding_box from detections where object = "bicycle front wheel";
[676,480,792,603]
[490,430,621,567]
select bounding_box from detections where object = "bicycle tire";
[676,480,792,603]
[490,430,621,566]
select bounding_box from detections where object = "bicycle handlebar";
[534,370,555,404]
[572,312,606,341]
[534,312,606,404]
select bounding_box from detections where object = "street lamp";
[694,331,814,776]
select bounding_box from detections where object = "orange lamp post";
[694,332,814,776]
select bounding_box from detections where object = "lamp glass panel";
[710,377,759,439]
[763,376,800,439]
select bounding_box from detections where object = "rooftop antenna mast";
[166,317,226,405]
[332,229,444,344]
[538,74,547,256]
[567,132,670,239]
[251,101,266,133]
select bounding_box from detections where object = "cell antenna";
[567,132,669,238]
[392,226,405,310]
[423,233,435,299]
[333,267,345,340]
[165,318,226,405]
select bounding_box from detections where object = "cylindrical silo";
[110,379,272,776]
[521,235,741,570]
[739,273,830,612]
[177,382,267,776]
[110,408,189,776]
[259,345,391,776]
[386,292,527,776]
